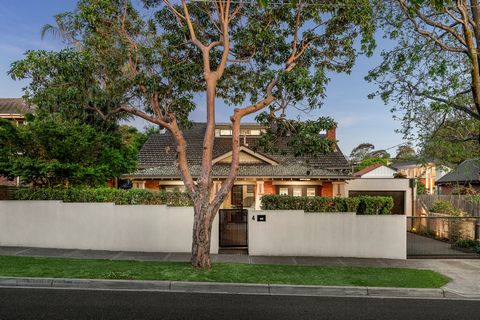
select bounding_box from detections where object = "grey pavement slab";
[248,256,297,265]
[292,257,345,267]
[162,253,191,262]
[15,248,76,258]
[67,249,121,260]
[211,254,249,263]
[113,252,169,261]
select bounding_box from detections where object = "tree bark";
[191,203,215,268]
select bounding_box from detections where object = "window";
[279,187,289,196]
[293,187,302,197]
[220,129,232,136]
[307,188,316,197]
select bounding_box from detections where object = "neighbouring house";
[0,98,32,187]
[354,163,397,178]
[390,160,448,194]
[348,163,415,215]
[124,122,353,210]
[0,98,31,126]
[436,159,480,194]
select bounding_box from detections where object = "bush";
[13,187,193,206]
[429,200,463,216]
[260,195,393,215]
[453,239,480,248]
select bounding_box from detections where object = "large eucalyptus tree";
[11,0,375,268]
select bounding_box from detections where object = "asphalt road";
[0,288,479,320]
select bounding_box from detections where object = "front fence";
[407,216,480,258]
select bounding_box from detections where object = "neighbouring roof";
[127,123,352,179]
[0,98,32,115]
[436,159,480,185]
[390,159,433,169]
[354,163,390,177]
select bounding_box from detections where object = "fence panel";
[417,195,480,217]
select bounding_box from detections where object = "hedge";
[13,187,193,206]
[260,195,394,215]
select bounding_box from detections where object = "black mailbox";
[257,214,266,222]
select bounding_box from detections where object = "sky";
[0,0,406,156]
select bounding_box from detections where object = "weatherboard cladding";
[132,123,351,179]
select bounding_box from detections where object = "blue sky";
[0,0,405,156]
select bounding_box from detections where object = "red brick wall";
[263,181,275,195]
[145,180,160,190]
[0,176,16,187]
[321,182,333,197]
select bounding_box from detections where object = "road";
[0,288,479,320]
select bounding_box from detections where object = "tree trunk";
[191,204,214,268]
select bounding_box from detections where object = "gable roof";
[212,146,279,166]
[129,123,352,179]
[436,158,480,185]
[0,98,32,114]
[354,163,386,176]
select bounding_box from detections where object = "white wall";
[346,178,414,216]
[249,211,406,259]
[360,166,396,178]
[0,201,218,254]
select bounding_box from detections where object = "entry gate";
[219,209,248,248]
[407,216,480,258]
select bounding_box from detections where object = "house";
[354,163,396,178]
[0,98,31,126]
[390,160,448,194]
[348,163,415,215]
[124,122,353,210]
[0,98,32,187]
[436,159,480,194]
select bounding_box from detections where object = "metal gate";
[219,209,248,248]
[407,216,480,258]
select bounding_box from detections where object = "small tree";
[11,0,375,268]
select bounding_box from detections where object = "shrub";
[260,195,393,215]
[453,239,480,248]
[13,187,193,206]
[429,200,463,216]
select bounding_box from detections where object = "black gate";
[219,209,248,248]
[407,216,480,258]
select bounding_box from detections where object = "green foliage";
[416,181,426,195]
[14,187,193,206]
[453,239,480,249]
[254,116,337,156]
[355,157,389,171]
[394,145,416,161]
[0,116,138,187]
[260,195,393,215]
[429,200,463,216]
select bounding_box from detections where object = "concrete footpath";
[0,246,479,299]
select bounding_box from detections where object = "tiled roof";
[125,164,352,179]
[0,98,32,114]
[436,159,480,184]
[130,123,352,179]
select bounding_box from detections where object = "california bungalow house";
[124,123,353,210]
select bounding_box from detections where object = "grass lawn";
[0,256,449,288]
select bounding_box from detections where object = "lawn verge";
[0,256,449,288]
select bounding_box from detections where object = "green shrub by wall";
[261,195,394,215]
[429,200,464,216]
[13,187,193,206]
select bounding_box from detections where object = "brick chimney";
[326,127,336,142]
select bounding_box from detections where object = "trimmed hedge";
[261,195,394,215]
[13,187,193,206]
